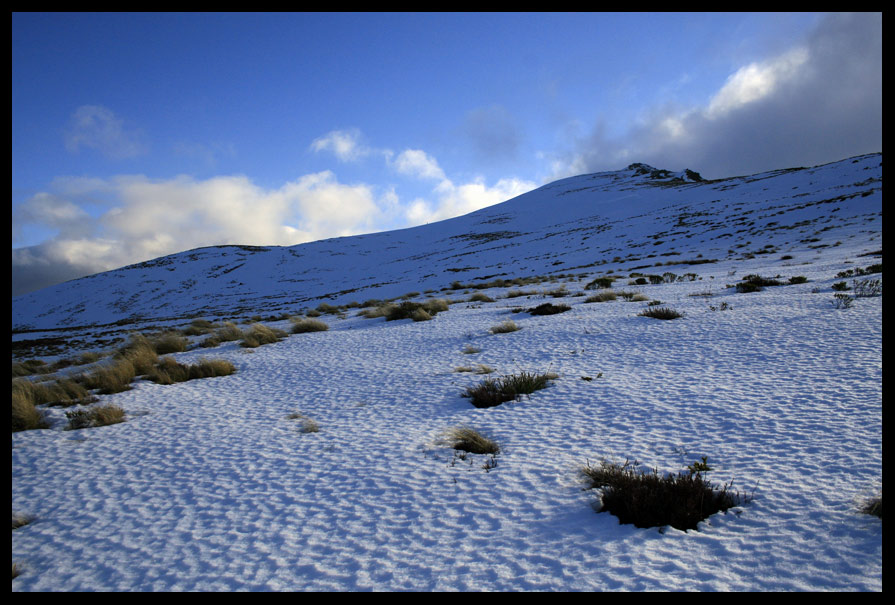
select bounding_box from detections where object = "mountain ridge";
[12,153,882,337]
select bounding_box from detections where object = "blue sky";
[11,12,882,296]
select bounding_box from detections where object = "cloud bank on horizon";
[11,12,881,297]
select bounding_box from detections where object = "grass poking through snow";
[462,371,557,408]
[581,458,749,531]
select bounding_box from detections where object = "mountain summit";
[12,153,881,337]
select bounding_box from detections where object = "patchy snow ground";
[12,252,881,591]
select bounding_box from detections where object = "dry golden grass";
[65,404,126,430]
[240,323,286,348]
[147,357,237,385]
[291,318,330,333]
[82,359,137,394]
[489,320,520,334]
[11,391,48,432]
[440,426,500,455]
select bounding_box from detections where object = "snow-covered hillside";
[12,154,881,336]
[12,154,881,591]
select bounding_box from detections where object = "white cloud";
[404,176,537,225]
[706,47,809,119]
[310,128,369,162]
[64,105,147,159]
[391,149,447,181]
[549,12,881,180]
[12,171,390,295]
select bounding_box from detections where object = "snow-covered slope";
[12,154,882,336]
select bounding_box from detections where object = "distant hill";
[12,153,882,338]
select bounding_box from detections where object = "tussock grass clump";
[461,344,482,354]
[462,371,556,408]
[490,320,520,334]
[182,319,217,336]
[638,306,684,320]
[146,357,236,385]
[81,359,138,394]
[291,318,329,333]
[12,512,33,530]
[387,299,450,321]
[440,426,500,455]
[114,334,159,375]
[585,290,617,303]
[861,495,882,519]
[736,274,783,293]
[315,302,343,315]
[362,299,450,322]
[454,363,495,374]
[287,412,320,433]
[468,292,495,303]
[504,289,537,299]
[616,290,645,301]
[581,458,748,531]
[11,387,49,432]
[12,377,96,410]
[526,302,572,316]
[585,277,615,290]
[11,359,50,377]
[200,322,245,348]
[65,404,126,431]
[152,331,189,354]
[852,278,882,298]
[240,323,287,348]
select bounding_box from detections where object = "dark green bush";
[735,281,762,293]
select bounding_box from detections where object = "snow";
[12,155,882,591]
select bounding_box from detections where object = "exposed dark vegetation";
[581,458,749,531]
[526,302,572,316]
[735,274,784,292]
[360,299,450,322]
[462,371,556,408]
[64,404,126,431]
[585,276,615,290]
[638,306,684,320]
[861,495,882,519]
